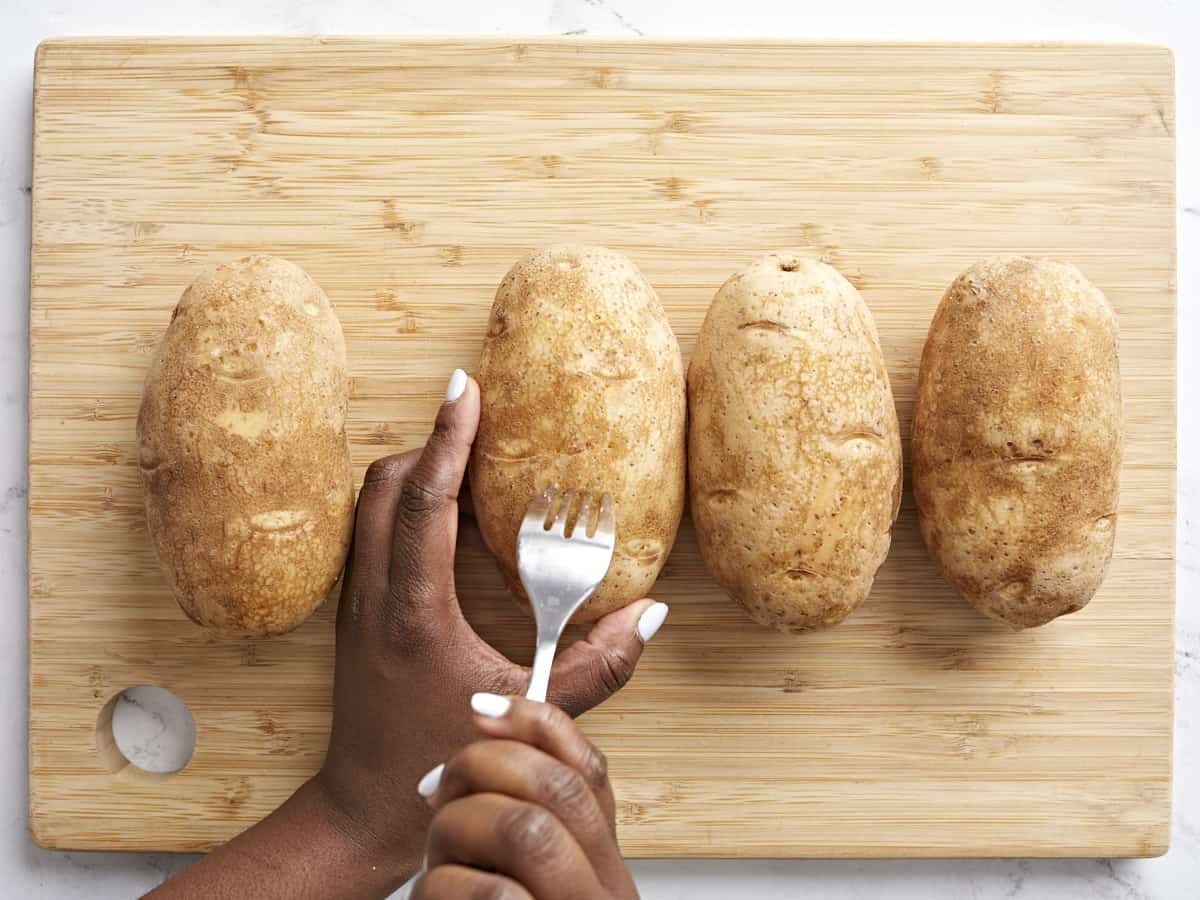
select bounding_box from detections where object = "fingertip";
[444,368,468,403]
[434,371,480,436]
[636,601,670,643]
[442,370,479,408]
[585,596,657,638]
[417,762,444,800]
[470,692,512,719]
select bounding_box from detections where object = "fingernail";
[445,368,468,403]
[471,692,511,718]
[417,763,444,798]
[636,601,669,643]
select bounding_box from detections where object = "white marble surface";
[3,0,1196,896]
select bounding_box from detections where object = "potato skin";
[688,253,902,633]
[912,256,1121,629]
[137,255,354,635]
[469,245,686,623]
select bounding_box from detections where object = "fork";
[517,484,617,703]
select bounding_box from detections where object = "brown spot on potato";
[785,564,824,579]
[620,537,664,562]
[486,311,508,339]
[138,442,162,473]
[704,487,740,505]
[833,429,887,449]
[738,319,794,335]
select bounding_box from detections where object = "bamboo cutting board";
[29,38,1175,856]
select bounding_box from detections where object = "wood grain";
[28,38,1175,857]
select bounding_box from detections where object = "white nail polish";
[636,602,669,643]
[445,368,468,402]
[471,692,511,718]
[417,762,444,798]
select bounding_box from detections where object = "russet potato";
[469,245,686,623]
[912,256,1121,628]
[137,255,354,635]
[688,253,902,632]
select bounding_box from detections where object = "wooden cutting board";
[29,38,1176,856]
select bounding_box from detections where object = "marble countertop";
[3,1,1196,897]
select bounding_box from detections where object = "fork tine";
[525,483,557,527]
[596,493,616,541]
[549,488,574,535]
[573,491,594,538]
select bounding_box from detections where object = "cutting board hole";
[96,686,195,780]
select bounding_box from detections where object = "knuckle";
[532,697,566,732]
[362,454,407,487]
[595,645,634,695]
[541,763,593,817]
[579,746,609,789]
[398,476,443,520]
[497,804,559,864]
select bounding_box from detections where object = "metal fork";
[517,485,617,703]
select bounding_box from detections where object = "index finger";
[465,693,616,828]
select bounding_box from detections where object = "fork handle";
[525,634,559,703]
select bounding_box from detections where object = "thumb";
[548,599,670,717]
[389,369,479,600]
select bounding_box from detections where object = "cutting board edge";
[27,37,1177,858]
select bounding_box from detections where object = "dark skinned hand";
[413,694,640,900]
[314,370,666,885]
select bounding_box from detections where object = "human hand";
[413,693,639,900]
[313,370,669,884]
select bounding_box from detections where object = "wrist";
[299,774,425,892]
[307,767,429,882]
